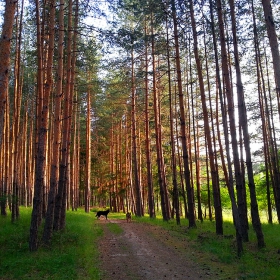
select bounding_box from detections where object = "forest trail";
[96,217,215,280]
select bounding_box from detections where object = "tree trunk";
[85,74,91,213]
[11,0,24,222]
[1,95,10,216]
[261,0,280,116]
[229,0,265,248]
[175,107,188,219]
[165,10,180,224]
[151,13,170,221]
[144,22,155,218]
[189,0,223,234]
[171,0,195,227]
[264,49,280,222]
[43,0,64,244]
[131,47,142,217]
[30,0,51,251]
[209,0,243,255]
[0,0,17,148]
[216,0,248,243]
[255,26,280,222]
[54,0,74,231]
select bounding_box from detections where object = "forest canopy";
[0,0,279,254]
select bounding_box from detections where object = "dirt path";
[97,218,215,280]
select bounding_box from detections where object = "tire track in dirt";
[97,218,214,280]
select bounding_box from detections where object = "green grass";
[90,208,124,234]
[0,207,103,280]
[1,209,280,280]
[106,222,123,234]
[133,215,280,280]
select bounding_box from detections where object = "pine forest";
[0,0,280,257]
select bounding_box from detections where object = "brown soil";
[97,217,216,280]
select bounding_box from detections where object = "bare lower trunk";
[43,0,64,244]
[171,0,195,227]
[230,0,265,248]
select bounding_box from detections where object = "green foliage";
[254,172,270,211]
[0,208,102,280]
[220,186,234,209]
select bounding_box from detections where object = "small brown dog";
[126,212,132,223]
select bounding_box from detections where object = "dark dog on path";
[126,212,132,223]
[96,209,110,220]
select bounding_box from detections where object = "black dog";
[95,209,110,220]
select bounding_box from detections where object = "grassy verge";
[0,207,102,280]
[91,208,125,235]
[106,222,123,234]
[133,215,280,280]
[1,209,279,280]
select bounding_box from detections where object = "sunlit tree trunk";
[203,137,211,220]
[27,111,35,207]
[115,122,120,212]
[54,0,74,231]
[194,118,202,222]
[215,0,248,244]
[253,8,280,222]
[189,76,201,221]
[109,125,115,211]
[255,50,273,223]
[43,0,64,244]
[22,106,28,206]
[171,0,195,227]
[72,0,79,211]
[11,0,24,222]
[144,22,155,218]
[30,0,50,251]
[131,47,142,217]
[165,12,180,224]
[124,115,131,212]
[190,0,222,234]
[177,68,188,219]
[229,0,265,248]
[119,119,126,213]
[204,23,219,223]
[85,74,91,213]
[71,93,79,211]
[215,87,229,190]
[209,0,243,255]
[0,0,17,148]
[264,49,280,221]
[137,126,144,215]
[1,96,10,216]
[261,0,280,116]
[150,14,170,221]
[253,0,280,221]
[0,0,17,216]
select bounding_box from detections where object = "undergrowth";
[1,209,280,280]
[0,207,102,280]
